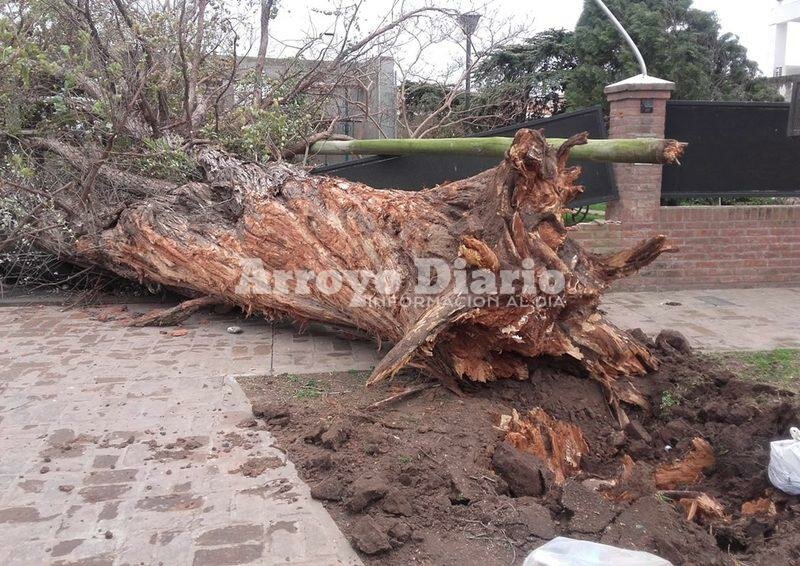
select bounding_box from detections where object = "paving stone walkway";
[602,287,800,351]
[0,306,361,566]
[1,287,798,564]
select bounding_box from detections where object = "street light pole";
[591,0,647,76]
[456,12,482,108]
[465,33,473,107]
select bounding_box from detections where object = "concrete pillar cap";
[604,74,675,94]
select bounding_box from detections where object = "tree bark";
[30,129,678,423]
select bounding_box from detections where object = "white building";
[772,0,800,99]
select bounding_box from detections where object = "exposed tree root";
[741,497,777,517]
[500,407,588,485]
[365,383,440,411]
[678,493,728,524]
[654,437,715,489]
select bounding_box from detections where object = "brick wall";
[571,75,800,291]
[569,220,623,255]
[571,206,800,291]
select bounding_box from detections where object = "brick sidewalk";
[602,287,800,351]
[0,306,361,566]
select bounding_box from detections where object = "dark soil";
[237,342,800,566]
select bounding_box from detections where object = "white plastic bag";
[523,537,672,566]
[768,426,800,495]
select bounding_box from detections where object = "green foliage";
[293,377,328,399]
[0,1,314,171]
[402,41,574,133]
[568,0,781,106]
[660,391,679,410]
[474,29,575,120]
[476,0,781,112]
[207,103,315,163]
[6,152,34,180]
[403,82,454,116]
[0,9,46,133]
[0,150,75,250]
[129,139,200,182]
[400,81,473,135]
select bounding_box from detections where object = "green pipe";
[310,137,685,164]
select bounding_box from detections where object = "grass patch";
[294,387,322,399]
[658,383,690,413]
[564,203,606,226]
[710,348,800,390]
[279,373,330,399]
[660,391,680,410]
[655,492,670,503]
[347,369,371,382]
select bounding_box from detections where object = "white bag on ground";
[768,427,800,495]
[523,537,672,566]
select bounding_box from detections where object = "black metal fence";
[662,101,800,198]
[312,107,617,207]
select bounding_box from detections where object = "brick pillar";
[604,75,675,226]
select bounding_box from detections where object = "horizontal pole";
[310,137,686,164]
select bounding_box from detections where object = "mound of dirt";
[236,345,800,565]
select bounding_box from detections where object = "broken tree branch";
[365,382,440,411]
[127,296,218,327]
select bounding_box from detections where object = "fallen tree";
[7,128,681,426]
[0,2,682,425]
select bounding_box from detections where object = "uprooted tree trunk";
[18,129,680,424]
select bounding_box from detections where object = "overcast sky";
[255,0,798,78]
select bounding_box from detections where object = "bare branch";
[253,0,276,108]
